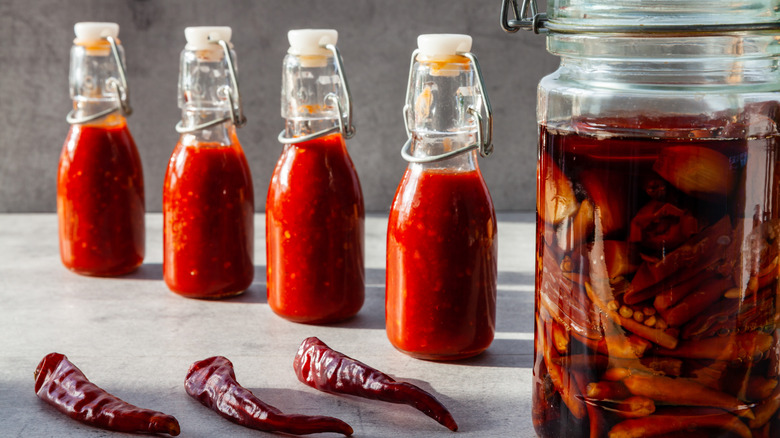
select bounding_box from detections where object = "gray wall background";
[0,0,556,213]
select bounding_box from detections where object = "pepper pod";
[293,337,458,431]
[163,27,254,298]
[266,29,365,323]
[58,22,145,276]
[386,34,497,360]
[34,353,180,436]
[185,355,353,436]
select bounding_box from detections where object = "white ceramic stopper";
[417,34,472,57]
[184,26,232,50]
[287,29,338,56]
[74,22,119,42]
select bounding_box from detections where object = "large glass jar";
[502,1,780,436]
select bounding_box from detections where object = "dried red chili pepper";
[293,337,459,431]
[185,356,353,436]
[34,352,180,436]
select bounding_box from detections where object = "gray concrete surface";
[0,212,536,437]
[0,0,556,213]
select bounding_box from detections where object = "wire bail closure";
[277,44,355,145]
[67,36,133,125]
[176,39,247,134]
[400,49,494,164]
[501,0,547,34]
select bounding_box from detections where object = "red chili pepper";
[185,356,353,436]
[293,337,459,431]
[34,353,180,436]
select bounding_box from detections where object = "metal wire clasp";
[66,36,132,125]
[175,39,246,134]
[500,0,548,34]
[400,50,494,164]
[277,43,356,145]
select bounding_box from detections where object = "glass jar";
[266,29,365,324]
[386,34,497,360]
[58,22,145,277]
[163,27,254,299]
[501,1,780,436]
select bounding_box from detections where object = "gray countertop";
[0,213,536,437]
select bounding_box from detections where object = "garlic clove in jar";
[653,146,735,199]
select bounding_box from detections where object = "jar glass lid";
[502,0,780,34]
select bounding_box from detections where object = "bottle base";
[390,345,489,361]
[269,308,359,325]
[170,288,247,300]
[65,261,142,278]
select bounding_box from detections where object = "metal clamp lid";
[176,39,247,134]
[500,0,780,34]
[500,0,547,34]
[66,36,132,125]
[277,43,355,145]
[401,50,493,164]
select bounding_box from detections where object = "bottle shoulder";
[391,165,494,216]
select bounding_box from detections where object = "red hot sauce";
[57,118,145,276]
[266,132,365,323]
[163,139,254,298]
[386,166,497,360]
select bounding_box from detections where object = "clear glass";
[386,54,497,360]
[405,54,482,162]
[69,42,126,105]
[266,51,365,323]
[58,38,144,276]
[163,44,254,299]
[547,0,780,26]
[280,52,344,123]
[534,30,780,438]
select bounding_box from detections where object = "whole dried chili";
[184,356,353,436]
[293,337,459,431]
[34,352,180,436]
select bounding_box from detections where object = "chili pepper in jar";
[34,353,180,436]
[185,356,353,436]
[293,337,458,431]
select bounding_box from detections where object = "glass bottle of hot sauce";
[163,27,254,299]
[266,29,365,323]
[386,34,497,360]
[58,22,144,277]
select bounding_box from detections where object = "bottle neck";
[69,101,126,127]
[284,119,338,140]
[409,132,479,171]
[69,42,125,126]
[179,109,234,146]
[281,53,343,135]
[178,46,239,145]
[406,54,482,170]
